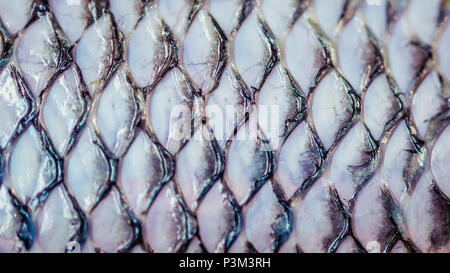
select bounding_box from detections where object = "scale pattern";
[0,0,449,253]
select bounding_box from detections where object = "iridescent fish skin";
[0,0,448,253]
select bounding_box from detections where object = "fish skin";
[0,0,448,253]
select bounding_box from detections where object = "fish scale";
[0,0,448,253]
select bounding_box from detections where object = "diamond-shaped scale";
[196,180,239,253]
[145,181,195,253]
[76,11,121,96]
[66,126,109,213]
[338,11,381,93]
[119,128,173,216]
[411,71,447,139]
[15,12,71,98]
[311,70,354,150]
[241,181,290,253]
[285,13,327,95]
[276,121,323,199]
[233,5,278,91]
[127,5,177,89]
[206,64,250,148]
[147,68,198,155]
[0,65,29,149]
[175,123,223,211]
[404,173,450,252]
[224,112,272,205]
[257,65,304,150]
[32,185,84,252]
[95,66,138,158]
[183,9,227,94]
[5,125,56,206]
[41,65,85,157]
[352,172,401,253]
[363,74,401,140]
[291,178,347,253]
[325,122,377,212]
[89,187,138,253]
[381,121,425,200]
